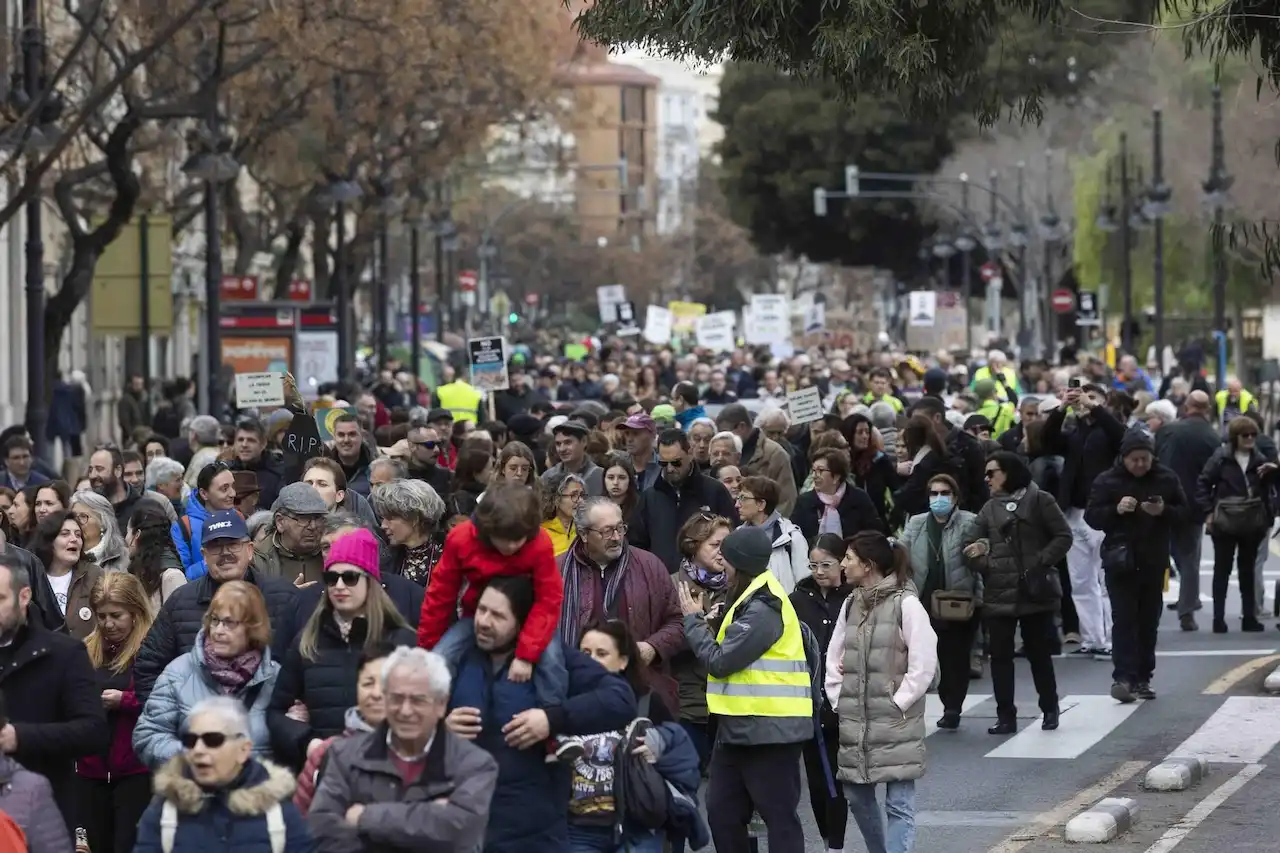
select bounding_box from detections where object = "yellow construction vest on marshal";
[436,381,482,423]
[705,571,812,718]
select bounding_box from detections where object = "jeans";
[1170,521,1204,617]
[706,742,805,853]
[845,780,917,853]
[1210,533,1262,625]
[567,824,664,853]
[434,618,569,707]
[987,611,1059,721]
[933,616,976,714]
[1105,568,1164,685]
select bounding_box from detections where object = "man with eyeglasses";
[558,498,682,701]
[252,483,328,587]
[405,421,453,496]
[135,510,302,704]
[628,429,738,573]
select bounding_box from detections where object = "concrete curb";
[1064,797,1139,843]
[1263,664,1280,694]
[1144,757,1209,791]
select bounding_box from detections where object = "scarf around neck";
[559,539,631,642]
[817,483,846,537]
[680,556,728,592]
[202,633,262,696]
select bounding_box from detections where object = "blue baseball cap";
[202,510,249,544]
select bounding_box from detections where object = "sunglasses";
[323,570,365,587]
[181,731,242,749]
[983,469,1000,480]
[414,440,439,450]
[658,459,685,468]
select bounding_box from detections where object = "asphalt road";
[756,536,1280,852]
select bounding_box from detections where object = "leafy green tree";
[714,63,954,273]
[576,1,1153,121]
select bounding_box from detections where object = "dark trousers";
[679,720,713,773]
[986,611,1059,721]
[801,726,846,847]
[1105,568,1164,685]
[706,741,805,853]
[933,616,977,714]
[1057,561,1079,635]
[76,772,153,853]
[1211,532,1262,622]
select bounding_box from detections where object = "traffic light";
[507,312,519,324]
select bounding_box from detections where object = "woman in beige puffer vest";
[824,531,938,853]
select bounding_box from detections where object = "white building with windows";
[614,52,722,236]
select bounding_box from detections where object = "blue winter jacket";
[449,642,635,853]
[133,756,314,853]
[651,722,711,849]
[133,630,280,769]
[172,493,212,579]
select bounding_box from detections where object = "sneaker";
[1110,680,1136,704]
[1180,615,1199,632]
[551,737,585,764]
[1135,682,1156,700]
[75,828,90,853]
[1166,602,1178,611]
[1070,646,1095,657]
[1093,648,1112,661]
[1063,632,1081,645]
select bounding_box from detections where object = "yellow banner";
[667,301,707,333]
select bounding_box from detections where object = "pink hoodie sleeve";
[824,602,849,711]
[892,595,939,712]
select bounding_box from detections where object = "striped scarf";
[558,539,631,643]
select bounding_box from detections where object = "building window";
[621,86,646,124]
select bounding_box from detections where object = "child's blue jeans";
[433,618,569,707]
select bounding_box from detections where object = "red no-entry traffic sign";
[1051,289,1075,313]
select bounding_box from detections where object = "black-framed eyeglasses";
[585,523,628,539]
[323,570,365,587]
[181,731,244,750]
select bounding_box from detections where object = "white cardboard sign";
[787,386,824,425]
[695,311,736,351]
[643,305,673,345]
[235,372,285,407]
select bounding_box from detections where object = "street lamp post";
[1203,85,1232,389]
[1010,163,1030,350]
[1144,107,1173,369]
[955,174,978,353]
[1119,133,1135,353]
[1039,150,1065,360]
[20,0,46,456]
[982,170,1005,340]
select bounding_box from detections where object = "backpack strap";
[179,516,193,550]
[160,800,178,853]
[266,803,286,853]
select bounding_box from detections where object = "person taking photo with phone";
[1084,430,1188,704]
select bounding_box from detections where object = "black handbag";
[612,714,669,835]
[1002,515,1058,604]
[1100,540,1135,573]
[1213,496,1269,538]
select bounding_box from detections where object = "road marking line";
[1141,763,1264,853]
[925,693,991,736]
[985,761,1147,853]
[1203,653,1280,694]
[1168,696,1280,763]
[1161,649,1277,658]
[984,695,1142,760]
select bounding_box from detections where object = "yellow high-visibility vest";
[436,381,482,423]
[705,571,812,719]
[862,393,904,413]
[1215,389,1255,419]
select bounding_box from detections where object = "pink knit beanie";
[324,528,381,580]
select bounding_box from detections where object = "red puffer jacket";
[416,521,563,664]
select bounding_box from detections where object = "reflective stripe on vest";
[705,571,812,718]
[437,382,481,422]
[1216,389,1254,418]
[861,393,904,413]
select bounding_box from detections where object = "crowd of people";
[0,339,1265,853]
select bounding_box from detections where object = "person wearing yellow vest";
[862,367,905,414]
[677,526,812,852]
[434,378,482,423]
[1215,380,1256,431]
[972,379,1016,438]
[827,531,937,853]
[971,350,1021,402]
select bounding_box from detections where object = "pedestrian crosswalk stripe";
[982,695,1142,760]
[924,694,992,736]
[1166,696,1280,763]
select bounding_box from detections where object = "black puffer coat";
[133,568,303,704]
[964,481,1072,618]
[266,614,416,769]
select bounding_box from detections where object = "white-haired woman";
[145,456,187,517]
[132,696,311,853]
[370,479,446,586]
[70,489,129,573]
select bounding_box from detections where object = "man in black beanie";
[676,525,811,853]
